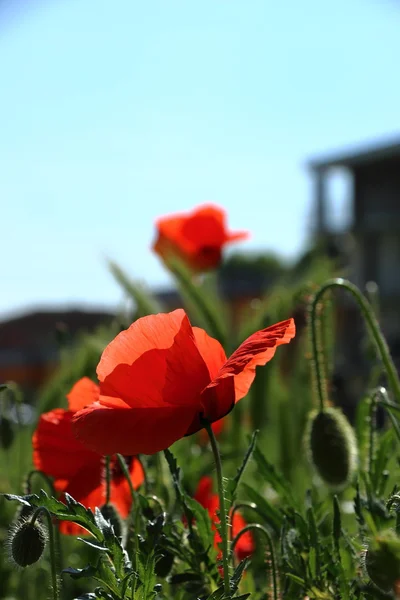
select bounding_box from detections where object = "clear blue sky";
[1,0,399,318]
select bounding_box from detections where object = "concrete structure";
[308,136,400,346]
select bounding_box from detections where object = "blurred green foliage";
[2,248,400,599]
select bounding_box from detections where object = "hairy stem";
[203,419,231,597]
[232,523,278,600]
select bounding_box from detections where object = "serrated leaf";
[137,550,157,600]
[3,489,101,538]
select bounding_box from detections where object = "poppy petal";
[187,375,235,435]
[209,318,296,401]
[33,409,99,480]
[192,327,227,380]
[67,377,99,412]
[72,400,198,455]
[97,310,210,408]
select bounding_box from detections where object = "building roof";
[307,135,400,171]
[0,309,114,351]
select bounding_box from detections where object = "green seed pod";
[100,504,124,539]
[305,407,358,489]
[365,530,400,592]
[8,518,47,567]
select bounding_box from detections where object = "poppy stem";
[203,419,231,598]
[116,454,140,578]
[30,507,60,600]
[105,456,111,505]
[310,278,400,411]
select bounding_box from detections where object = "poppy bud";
[365,530,400,592]
[0,415,14,450]
[8,517,47,567]
[100,504,124,539]
[305,407,358,489]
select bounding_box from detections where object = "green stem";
[368,394,378,481]
[30,507,59,600]
[232,523,278,600]
[116,454,140,597]
[310,279,400,408]
[203,419,231,597]
[105,456,111,505]
[309,299,330,412]
[25,470,56,495]
[25,470,63,572]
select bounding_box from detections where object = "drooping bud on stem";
[7,506,59,600]
[8,513,47,567]
[305,407,358,489]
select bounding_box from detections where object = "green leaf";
[226,431,259,503]
[94,507,127,578]
[77,538,110,553]
[63,565,98,580]
[163,449,214,552]
[168,255,227,346]
[285,573,306,586]
[108,260,163,317]
[136,550,158,600]
[252,446,295,504]
[241,483,282,534]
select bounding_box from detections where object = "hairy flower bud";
[365,530,400,592]
[8,517,47,567]
[305,407,358,489]
[100,503,124,539]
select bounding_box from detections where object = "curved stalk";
[310,279,400,409]
[232,523,278,600]
[30,507,59,600]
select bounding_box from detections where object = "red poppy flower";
[194,476,254,562]
[32,377,144,535]
[152,204,249,271]
[72,310,295,456]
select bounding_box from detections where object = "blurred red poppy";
[72,310,295,456]
[194,476,254,562]
[33,378,144,535]
[152,204,249,271]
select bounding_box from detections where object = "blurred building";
[0,309,114,396]
[309,137,400,394]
